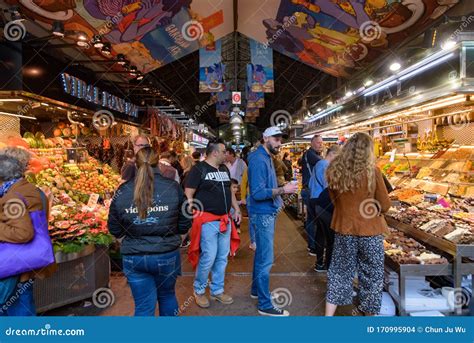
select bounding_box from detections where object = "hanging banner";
[249,39,274,93]
[246,68,265,109]
[216,82,231,119]
[199,40,225,92]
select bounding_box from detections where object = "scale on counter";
[66,147,87,163]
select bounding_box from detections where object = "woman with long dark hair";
[108,147,191,316]
[324,133,391,316]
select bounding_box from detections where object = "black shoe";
[308,249,317,257]
[314,264,327,273]
[258,307,290,317]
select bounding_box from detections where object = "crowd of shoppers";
[0,126,393,318]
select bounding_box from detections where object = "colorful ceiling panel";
[237,0,459,77]
[12,0,234,73]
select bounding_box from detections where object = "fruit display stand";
[4,134,121,312]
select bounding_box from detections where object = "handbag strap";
[38,189,47,213]
[304,151,313,177]
[12,188,47,213]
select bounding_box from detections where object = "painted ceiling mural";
[10,0,233,73]
[237,0,459,78]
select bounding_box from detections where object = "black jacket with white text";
[108,170,191,255]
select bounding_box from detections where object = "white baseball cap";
[262,126,285,137]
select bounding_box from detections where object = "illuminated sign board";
[60,73,138,117]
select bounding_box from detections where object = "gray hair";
[0,147,31,171]
[0,155,24,182]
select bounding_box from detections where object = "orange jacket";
[188,211,240,270]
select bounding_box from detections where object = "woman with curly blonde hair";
[324,132,391,316]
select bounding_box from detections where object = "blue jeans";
[0,281,36,316]
[251,213,275,310]
[123,250,181,316]
[194,220,231,296]
[301,189,316,250]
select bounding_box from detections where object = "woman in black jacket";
[108,147,191,316]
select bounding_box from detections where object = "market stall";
[0,75,142,312]
[301,39,474,315]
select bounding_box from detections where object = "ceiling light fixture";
[364,80,373,87]
[117,54,127,65]
[92,37,104,48]
[101,42,111,55]
[389,62,401,72]
[441,40,456,51]
[10,6,23,21]
[0,111,36,120]
[129,66,137,76]
[52,21,64,37]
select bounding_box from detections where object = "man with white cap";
[247,126,298,316]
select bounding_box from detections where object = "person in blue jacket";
[247,126,298,317]
[308,144,340,272]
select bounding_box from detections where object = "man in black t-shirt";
[185,140,241,309]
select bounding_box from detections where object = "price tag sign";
[389,148,397,163]
[87,193,100,208]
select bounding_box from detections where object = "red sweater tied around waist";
[188,211,240,270]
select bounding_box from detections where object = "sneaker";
[194,293,210,308]
[210,293,234,305]
[237,229,241,234]
[314,265,327,273]
[258,307,290,317]
[250,292,277,300]
[308,249,317,257]
[249,243,256,251]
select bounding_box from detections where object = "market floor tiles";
[42,212,353,316]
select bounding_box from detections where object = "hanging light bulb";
[389,62,401,72]
[101,42,112,55]
[92,37,104,48]
[52,21,64,37]
[117,54,127,65]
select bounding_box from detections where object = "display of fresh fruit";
[7,137,119,254]
[53,128,62,137]
[62,127,72,137]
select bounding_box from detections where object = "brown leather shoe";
[194,293,210,308]
[211,293,234,304]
